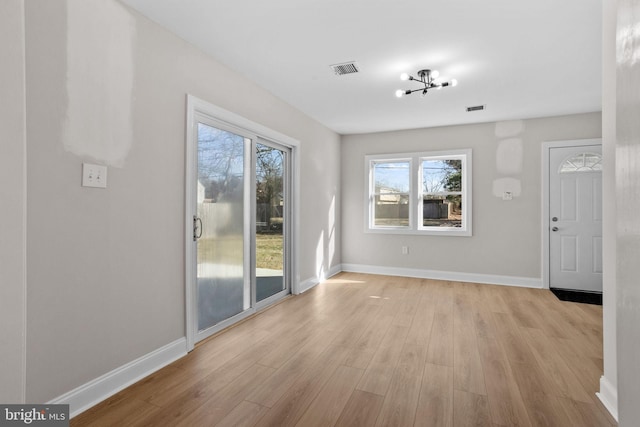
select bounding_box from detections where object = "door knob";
[552,226,559,232]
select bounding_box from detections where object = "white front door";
[549,144,603,292]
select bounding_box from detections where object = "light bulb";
[395,89,404,98]
[400,73,410,81]
[431,70,440,79]
[451,79,458,87]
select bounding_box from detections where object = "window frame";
[365,149,472,237]
[368,157,413,230]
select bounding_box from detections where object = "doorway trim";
[541,138,602,290]
[184,94,300,351]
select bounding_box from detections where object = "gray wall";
[0,0,27,404]
[601,0,618,416]
[616,0,640,425]
[341,113,601,279]
[24,0,340,402]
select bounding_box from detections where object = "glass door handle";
[193,216,203,241]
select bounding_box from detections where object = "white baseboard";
[596,375,618,421]
[327,264,342,280]
[49,338,187,418]
[297,276,319,294]
[297,264,343,294]
[340,263,543,288]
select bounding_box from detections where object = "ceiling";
[120,0,602,135]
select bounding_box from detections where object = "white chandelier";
[395,69,458,97]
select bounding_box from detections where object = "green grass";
[197,233,283,271]
[256,233,283,270]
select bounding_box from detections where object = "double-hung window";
[366,149,472,236]
[369,159,411,228]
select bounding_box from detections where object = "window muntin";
[366,149,471,236]
[370,160,411,228]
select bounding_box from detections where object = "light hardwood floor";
[71,273,616,427]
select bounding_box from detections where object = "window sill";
[365,227,472,237]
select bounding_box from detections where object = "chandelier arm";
[401,83,450,96]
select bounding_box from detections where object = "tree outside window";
[366,149,471,236]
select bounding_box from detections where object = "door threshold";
[550,287,602,305]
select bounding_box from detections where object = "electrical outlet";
[402,246,409,255]
[82,163,108,188]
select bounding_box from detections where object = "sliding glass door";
[196,122,250,333]
[189,111,292,344]
[255,141,289,304]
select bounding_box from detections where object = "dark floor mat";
[550,288,602,305]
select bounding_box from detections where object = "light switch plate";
[82,163,107,188]
[502,191,513,201]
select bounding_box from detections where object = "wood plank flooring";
[71,273,616,427]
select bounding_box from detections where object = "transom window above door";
[365,149,472,236]
[558,152,602,173]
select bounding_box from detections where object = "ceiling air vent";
[330,62,360,76]
[466,105,485,112]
